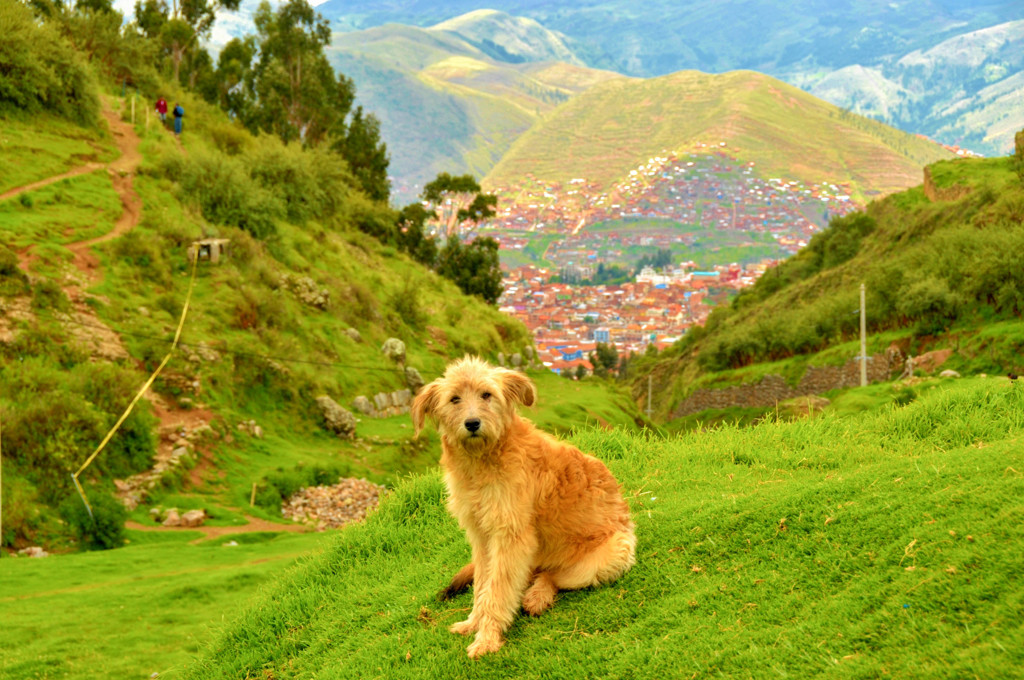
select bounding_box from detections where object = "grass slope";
[178,377,1023,679]
[485,69,953,203]
[0,531,328,679]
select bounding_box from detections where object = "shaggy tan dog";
[412,356,636,659]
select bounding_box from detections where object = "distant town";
[476,147,866,374]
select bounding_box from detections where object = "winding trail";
[125,515,309,545]
[0,162,105,202]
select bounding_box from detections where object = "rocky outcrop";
[315,396,357,438]
[280,273,330,310]
[404,366,424,393]
[381,337,406,364]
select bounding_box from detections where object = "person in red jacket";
[155,97,168,125]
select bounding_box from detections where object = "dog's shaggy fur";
[412,357,635,658]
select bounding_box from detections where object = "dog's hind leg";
[551,529,637,591]
[439,562,474,601]
[522,571,557,616]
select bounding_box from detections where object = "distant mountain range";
[309,0,1021,188]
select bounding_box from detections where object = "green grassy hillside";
[486,69,953,203]
[169,376,1023,679]
[325,23,625,201]
[628,142,1024,423]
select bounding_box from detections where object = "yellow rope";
[72,249,199,517]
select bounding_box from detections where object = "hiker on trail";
[155,97,168,125]
[173,103,184,137]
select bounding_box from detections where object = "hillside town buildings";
[471,148,864,374]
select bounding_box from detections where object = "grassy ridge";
[176,378,1023,679]
[326,23,624,199]
[486,70,953,202]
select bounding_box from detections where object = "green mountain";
[799,18,1024,157]
[627,134,1024,424]
[485,69,954,203]
[324,14,624,202]
[314,2,1022,156]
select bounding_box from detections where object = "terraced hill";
[485,69,953,204]
[325,15,624,201]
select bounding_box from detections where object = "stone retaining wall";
[672,351,902,417]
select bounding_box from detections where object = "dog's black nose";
[465,418,481,433]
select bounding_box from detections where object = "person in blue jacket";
[173,103,184,136]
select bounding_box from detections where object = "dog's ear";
[501,369,536,408]
[411,380,441,437]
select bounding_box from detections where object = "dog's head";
[412,356,536,454]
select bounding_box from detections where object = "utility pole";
[860,283,867,387]
[646,375,653,420]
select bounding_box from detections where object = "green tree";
[436,237,503,305]
[422,173,497,239]
[396,203,439,267]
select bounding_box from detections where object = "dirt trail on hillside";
[125,516,309,545]
[5,100,218,505]
[67,106,144,277]
[0,163,105,202]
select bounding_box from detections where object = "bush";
[31,279,70,313]
[0,1,101,126]
[0,245,30,296]
[59,488,127,551]
[165,149,282,239]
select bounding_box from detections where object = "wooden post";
[860,283,867,387]
[250,482,257,507]
[131,94,135,125]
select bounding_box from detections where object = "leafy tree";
[436,237,503,305]
[396,203,439,267]
[332,106,390,202]
[422,173,497,239]
[589,341,619,377]
[133,0,167,38]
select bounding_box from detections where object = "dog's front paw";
[466,631,504,659]
[450,619,477,636]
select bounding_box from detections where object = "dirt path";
[67,106,144,278]
[126,516,309,545]
[6,99,217,500]
[0,163,105,203]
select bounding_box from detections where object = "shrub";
[59,488,127,551]
[0,245,30,296]
[31,279,70,313]
[0,1,101,125]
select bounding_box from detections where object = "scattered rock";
[939,369,961,379]
[315,395,357,438]
[162,509,182,527]
[345,328,362,343]
[18,546,48,558]
[280,273,330,310]
[911,348,953,375]
[180,509,207,527]
[223,540,239,547]
[352,395,374,415]
[405,366,424,393]
[392,389,412,408]
[381,337,406,364]
[281,478,388,530]
[237,420,263,438]
[497,351,506,367]
[511,352,522,368]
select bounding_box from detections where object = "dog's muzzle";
[464,418,481,434]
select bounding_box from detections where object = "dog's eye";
[450,396,461,404]
[481,392,492,400]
